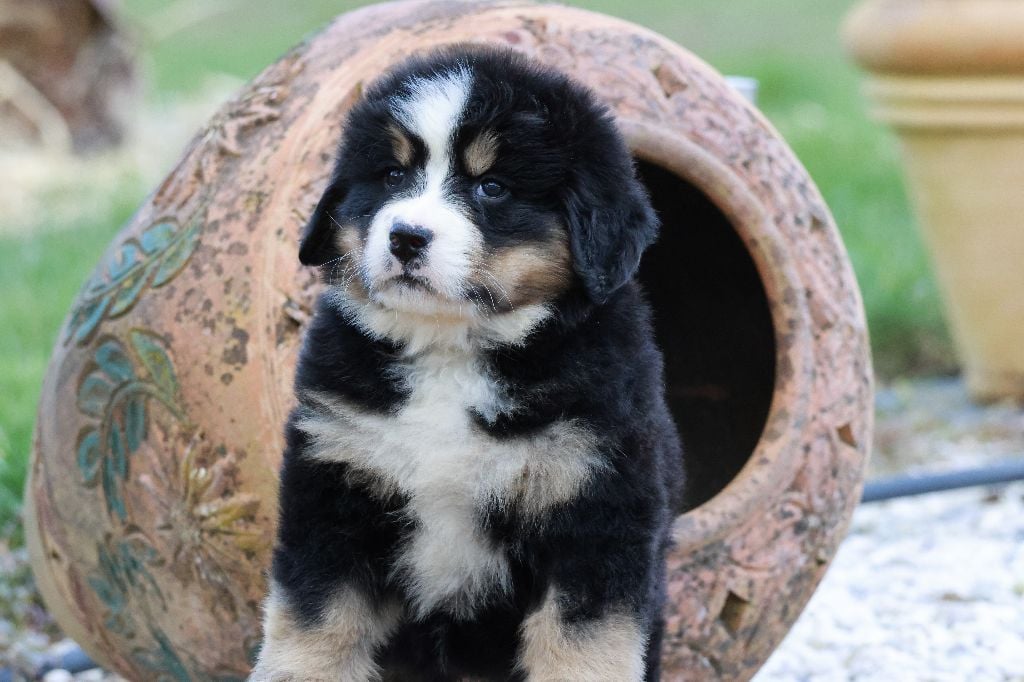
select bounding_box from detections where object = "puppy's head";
[301,46,657,338]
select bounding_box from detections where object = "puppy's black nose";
[389,223,432,264]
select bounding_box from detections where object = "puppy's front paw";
[250,583,398,682]
[519,589,647,682]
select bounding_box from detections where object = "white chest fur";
[298,348,603,620]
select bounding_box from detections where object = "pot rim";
[622,120,815,554]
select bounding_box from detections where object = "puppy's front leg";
[249,581,399,682]
[518,587,648,682]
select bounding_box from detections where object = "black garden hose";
[861,457,1024,503]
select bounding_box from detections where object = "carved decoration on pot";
[25,1,873,679]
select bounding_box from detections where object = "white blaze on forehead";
[392,66,472,168]
[363,66,481,302]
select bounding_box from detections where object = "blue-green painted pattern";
[87,536,164,639]
[134,628,194,682]
[66,215,201,346]
[75,331,183,519]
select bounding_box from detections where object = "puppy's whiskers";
[320,253,348,285]
[481,271,514,312]
[318,253,349,268]
[480,283,498,314]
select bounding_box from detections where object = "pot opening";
[635,160,776,511]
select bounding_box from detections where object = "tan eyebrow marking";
[387,123,415,166]
[463,130,500,177]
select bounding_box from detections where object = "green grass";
[0,0,954,528]
[119,0,368,92]
[748,55,953,376]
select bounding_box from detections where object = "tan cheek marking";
[518,588,647,681]
[250,582,400,681]
[331,227,370,301]
[463,130,500,177]
[336,225,361,254]
[485,232,572,307]
[388,123,414,167]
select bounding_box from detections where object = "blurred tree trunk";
[0,0,136,153]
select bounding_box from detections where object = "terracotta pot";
[844,0,1024,401]
[25,1,872,679]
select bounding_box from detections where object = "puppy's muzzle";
[389,222,433,266]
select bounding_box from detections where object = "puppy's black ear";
[564,149,659,304]
[298,181,347,266]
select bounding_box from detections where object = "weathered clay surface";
[24,1,872,679]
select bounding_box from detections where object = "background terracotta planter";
[25,1,872,679]
[844,0,1024,402]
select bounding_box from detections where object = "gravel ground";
[758,379,1024,682]
[0,538,124,681]
[3,378,1022,680]
[871,378,1024,477]
[757,482,1024,682]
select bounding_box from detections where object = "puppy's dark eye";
[477,179,507,199]
[385,168,406,188]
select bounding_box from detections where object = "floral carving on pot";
[87,530,198,680]
[75,330,184,520]
[66,214,202,346]
[87,530,165,639]
[138,430,264,618]
[153,50,304,212]
[76,329,263,678]
[133,628,195,682]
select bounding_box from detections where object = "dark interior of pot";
[635,161,776,511]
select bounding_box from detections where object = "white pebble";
[756,483,1024,681]
[43,670,73,682]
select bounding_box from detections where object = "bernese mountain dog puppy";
[251,46,684,682]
